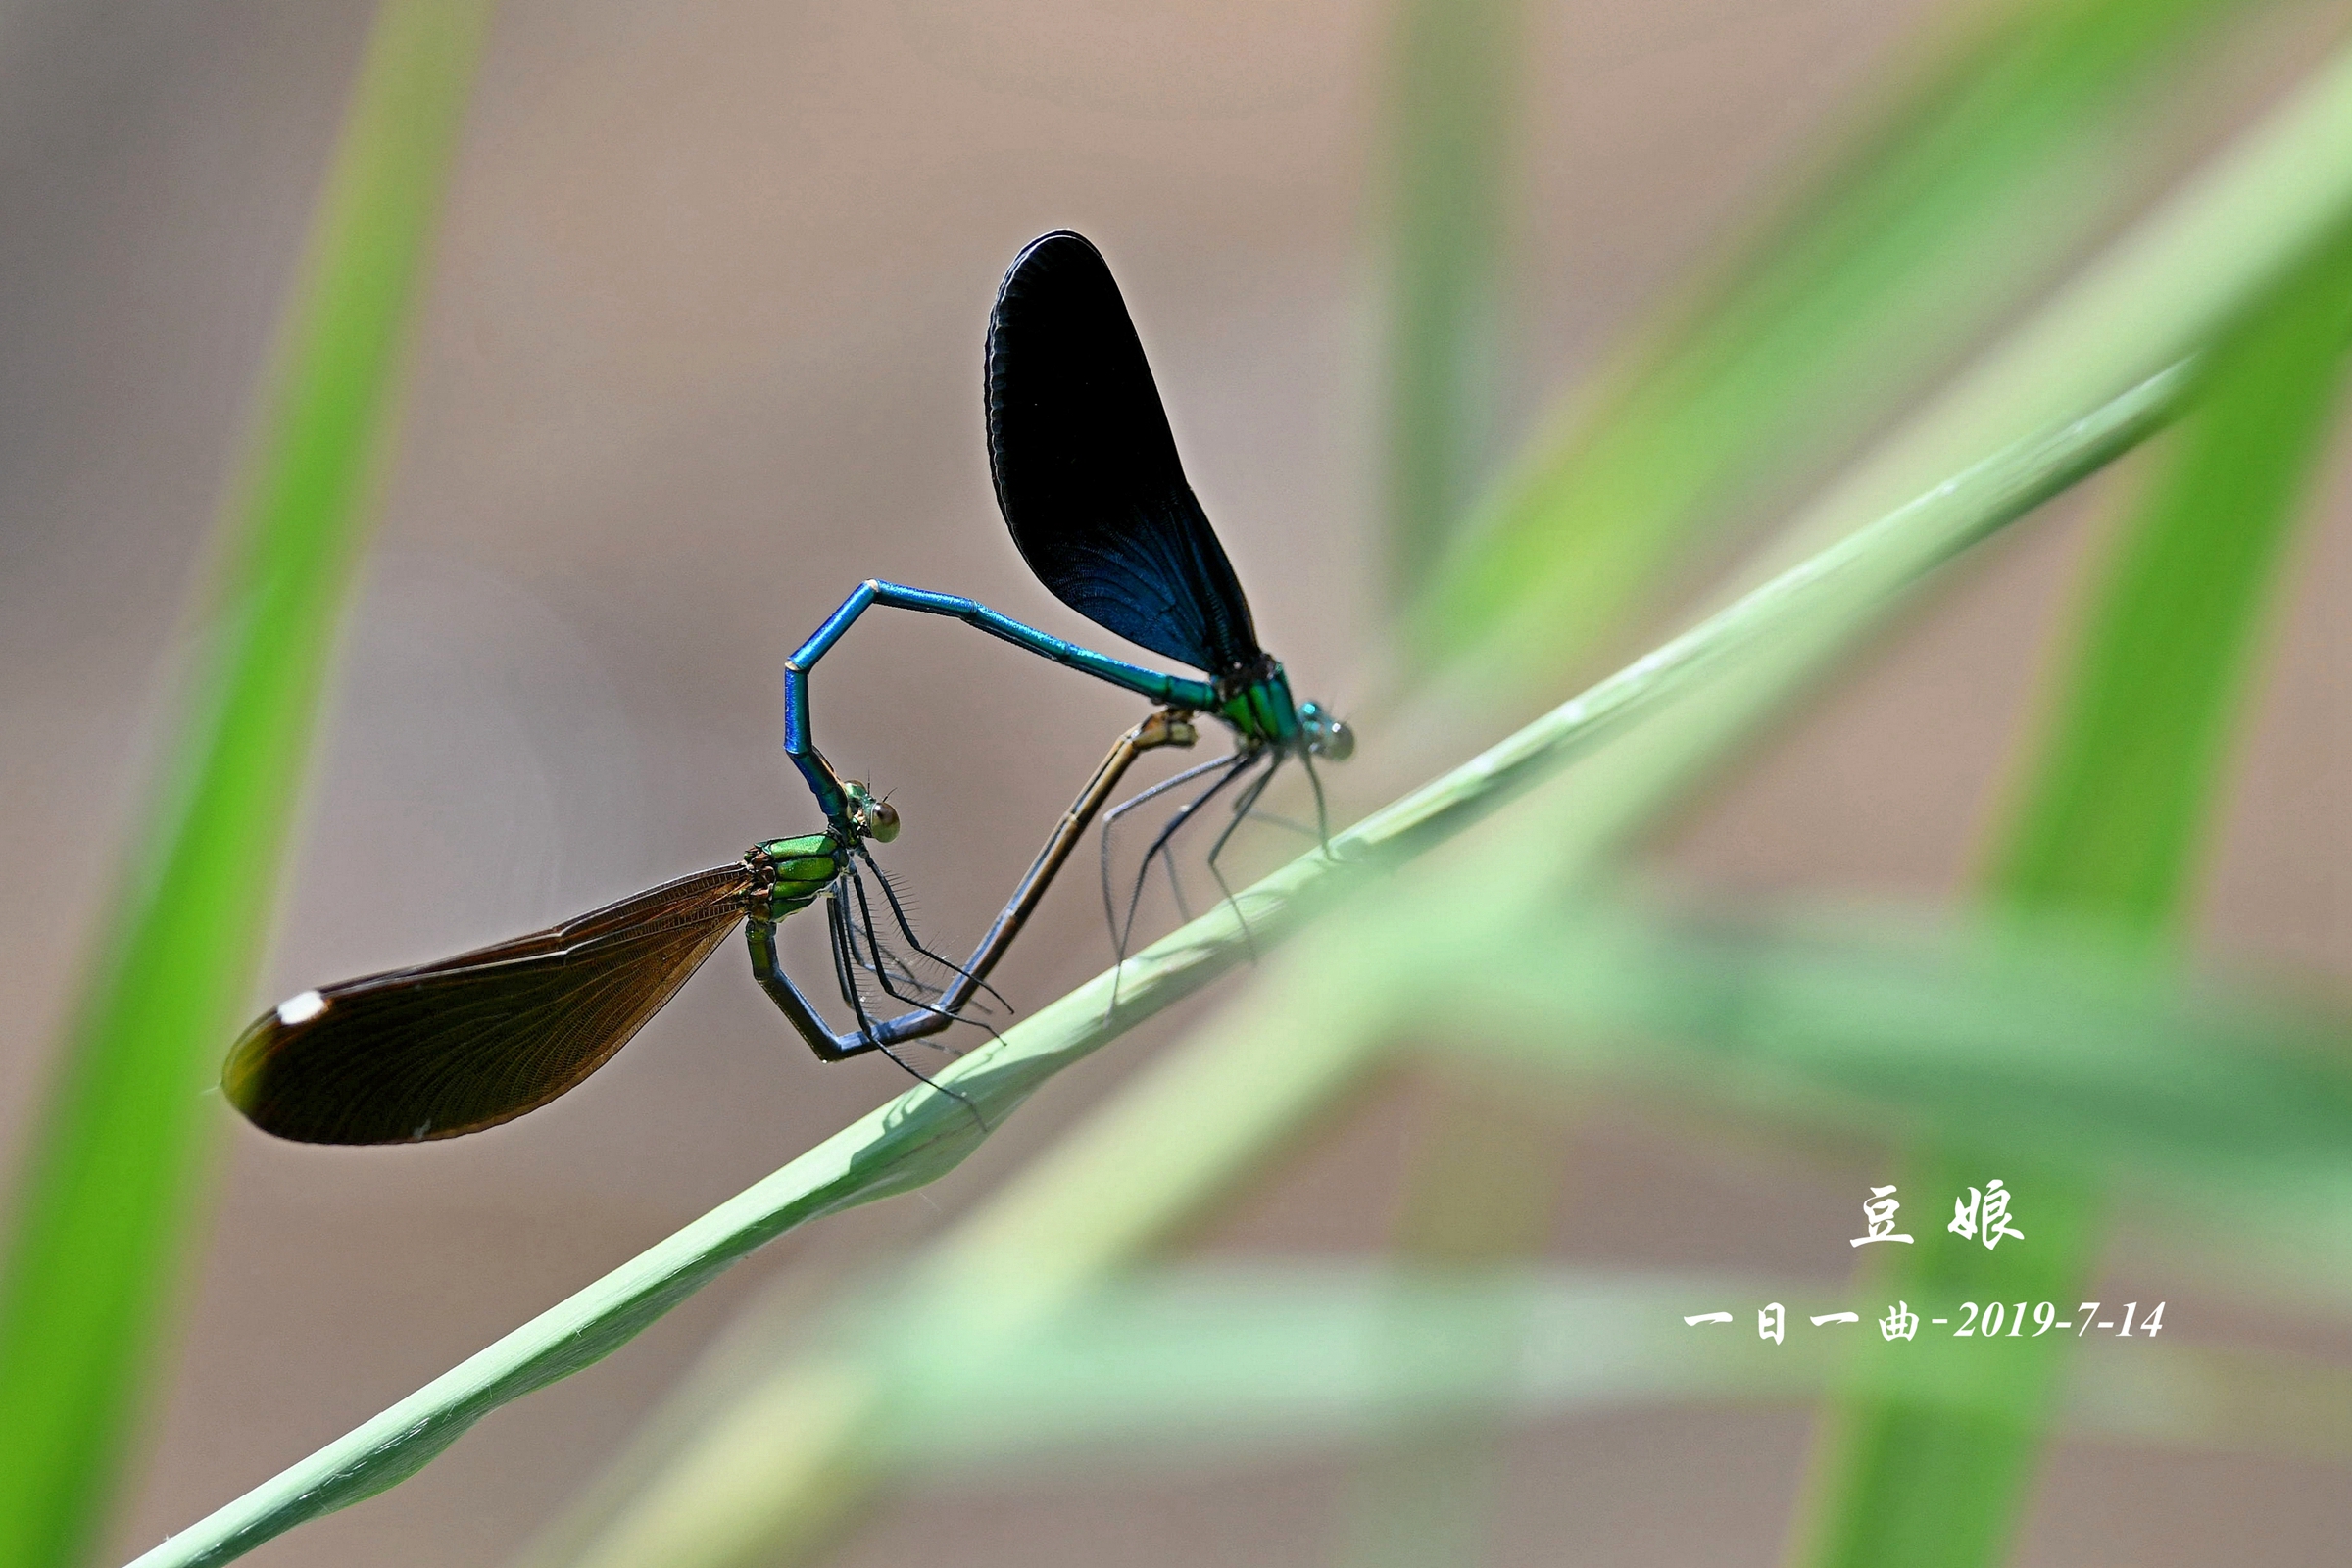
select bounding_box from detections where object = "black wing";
[986,230,1263,680]
[222,865,755,1145]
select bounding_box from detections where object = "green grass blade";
[871,1267,2352,1473]
[0,8,490,1566]
[1410,0,2297,682]
[1992,270,2352,922]
[1788,220,2352,1568]
[1333,1093,1567,1568]
[593,1263,2352,1484]
[1369,23,1550,1548]
[1481,33,2352,882]
[1380,0,1523,602]
[1436,900,2352,1242]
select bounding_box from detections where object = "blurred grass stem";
[1788,216,2352,1568]
[1381,0,1523,602]
[0,7,489,1566]
[1410,0,2302,686]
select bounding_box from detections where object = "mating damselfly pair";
[224,231,1352,1146]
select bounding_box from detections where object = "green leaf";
[1410,0,2306,685]
[1992,254,2352,923]
[1435,900,2352,1244]
[1788,204,2352,1568]
[874,1267,2352,1474]
[647,1265,2352,1478]
[1332,1090,1569,1568]
[0,8,490,1567]
[1379,0,1524,601]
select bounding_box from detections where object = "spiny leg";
[840,894,943,999]
[1162,849,1194,926]
[845,862,947,1013]
[833,873,985,1121]
[1301,748,1333,851]
[854,844,1010,1015]
[1099,751,1235,947]
[826,889,886,1046]
[1141,751,1277,938]
[838,870,975,1054]
[846,857,1004,1050]
[1103,751,1262,1016]
[851,859,997,1053]
[871,1037,986,1128]
[1204,751,1282,962]
[841,895,954,1002]
[1227,751,1333,848]
[1117,750,1259,965]
[838,895,983,1015]
[835,874,934,994]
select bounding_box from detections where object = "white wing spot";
[277,990,327,1026]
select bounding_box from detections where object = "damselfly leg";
[824,881,981,1116]
[1114,748,1261,967]
[1098,750,1237,943]
[853,844,1011,1017]
[1095,731,1340,990]
[1203,750,1284,962]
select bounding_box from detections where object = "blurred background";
[4,1,2351,1565]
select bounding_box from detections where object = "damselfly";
[223,714,1193,1143]
[223,230,1348,1145]
[785,230,1354,959]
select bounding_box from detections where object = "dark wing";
[985,230,1263,679]
[222,865,756,1145]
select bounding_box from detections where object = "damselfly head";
[1299,701,1354,762]
[843,780,903,843]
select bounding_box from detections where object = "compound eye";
[863,798,901,842]
[1308,707,1354,761]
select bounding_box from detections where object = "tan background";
[3,1,2349,1563]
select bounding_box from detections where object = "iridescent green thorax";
[745,831,846,921]
[1216,660,1303,750]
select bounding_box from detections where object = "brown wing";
[223,865,756,1145]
